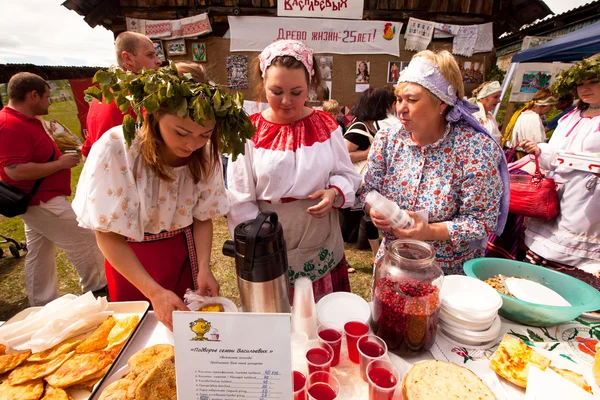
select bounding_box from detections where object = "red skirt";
[105,227,198,303]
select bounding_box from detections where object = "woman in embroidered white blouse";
[73,63,231,330]
[227,40,361,301]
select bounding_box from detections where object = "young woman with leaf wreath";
[73,62,255,330]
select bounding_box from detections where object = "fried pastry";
[402,360,496,399]
[199,303,224,312]
[106,315,140,349]
[550,366,593,394]
[66,365,110,391]
[45,350,113,388]
[127,344,174,376]
[29,339,82,363]
[127,357,176,400]
[98,377,132,400]
[0,379,44,400]
[0,351,32,374]
[0,344,6,355]
[8,351,74,385]
[75,316,117,354]
[490,334,551,388]
[41,385,72,400]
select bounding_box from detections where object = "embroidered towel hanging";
[404,18,435,52]
[433,22,461,39]
[453,25,479,57]
[474,22,494,53]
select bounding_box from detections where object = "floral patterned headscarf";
[398,56,510,240]
[259,40,314,82]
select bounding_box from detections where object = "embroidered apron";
[258,199,344,287]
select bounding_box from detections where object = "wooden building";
[61,0,552,106]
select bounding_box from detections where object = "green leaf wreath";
[84,61,255,160]
[551,58,600,98]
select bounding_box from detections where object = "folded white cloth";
[0,292,113,353]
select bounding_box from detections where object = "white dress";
[473,105,502,144]
[524,109,600,265]
[506,110,546,148]
[73,127,229,241]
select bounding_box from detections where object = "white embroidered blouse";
[73,127,229,242]
[226,110,362,232]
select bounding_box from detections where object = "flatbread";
[0,379,44,400]
[402,360,496,399]
[0,351,32,374]
[66,365,110,391]
[127,357,176,400]
[549,366,592,394]
[75,316,116,354]
[8,351,75,385]
[0,344,6,355]
[490,334,551,388]
[106,315,140,349]
[41,385,72,400]
[98,377,132,400]
[45,350,114,388]
[127,344,174,376]
[29,339,82,362]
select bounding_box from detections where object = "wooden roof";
[62,0,552,41]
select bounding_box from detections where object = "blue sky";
[0,0,590,67]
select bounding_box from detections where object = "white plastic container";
[365,191,414,229]
[439,307,496,331]
[440,276,502,316]
[439,315,502,346]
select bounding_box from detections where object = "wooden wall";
[166,37,491,108]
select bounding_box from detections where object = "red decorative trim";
[250,110,339,151]
[328,184,345,209]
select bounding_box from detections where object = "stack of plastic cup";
[365,191,414,229]
[292,277,318,340]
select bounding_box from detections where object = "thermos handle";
[243,211,278,273]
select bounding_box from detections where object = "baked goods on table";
[401,360,496,399]
[99,344,176,400]
[0,315,139,400]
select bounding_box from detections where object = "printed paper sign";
[228,16,402,56]
[173,312,292,400]
[277,0,364,20]
[509,62,572,102]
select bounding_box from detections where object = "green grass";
[0,168,375,320]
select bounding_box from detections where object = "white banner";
[228,16,402,56]
[277,0,364,20]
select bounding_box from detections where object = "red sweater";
[82,98,135,157]
[0,107,70,205]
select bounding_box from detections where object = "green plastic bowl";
[463,258,600,327]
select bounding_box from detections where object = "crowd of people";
[1,35,598,330]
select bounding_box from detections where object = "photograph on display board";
[317,56,333,80]
[387,61,407,84]
[519,71,552,93]
[356,61,370,83]
[192,43,206,62]
[227,55,248,89]
[459,61,484,85]
[152,40,166,62]
[166,38,186,56]
[307,81,331,103]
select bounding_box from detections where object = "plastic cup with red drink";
[357,334,388,381]
[293,370,308,400]
[317,323,343,367]
[343,319,370,364]
[305,340,333,375]
[366,359,399,400]
[307,371,340,400]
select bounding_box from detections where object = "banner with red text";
[228,16,402,56]
[277,0,364,20]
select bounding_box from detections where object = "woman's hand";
[519,139,540,156]
[306,189,337,218]
[149,287,188,331]
[390,211,431,240]
[196,267,220,297]
[369,208,393,232]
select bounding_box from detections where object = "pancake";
[75,316,116,354]
[0,379,44,400]
[29,339,82,362]
[8,351,74,385]
[0,351,32,374]
[490,334,551,388]
[106,316,140,349]
[45,350,113,388]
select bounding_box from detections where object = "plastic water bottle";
[365,191,414,229]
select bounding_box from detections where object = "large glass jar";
[371,239,443,352]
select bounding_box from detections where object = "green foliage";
[487,64,506,84]
[85,61,256,160]
[551,58,600,98]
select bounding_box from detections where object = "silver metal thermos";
[222,212,291,313]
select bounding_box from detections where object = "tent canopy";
[512,20,600,63]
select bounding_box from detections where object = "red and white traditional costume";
[73,127,229,302]
[227,110,362,301]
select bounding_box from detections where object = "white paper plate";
[316,292,371,330]
[504,277,571,307]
